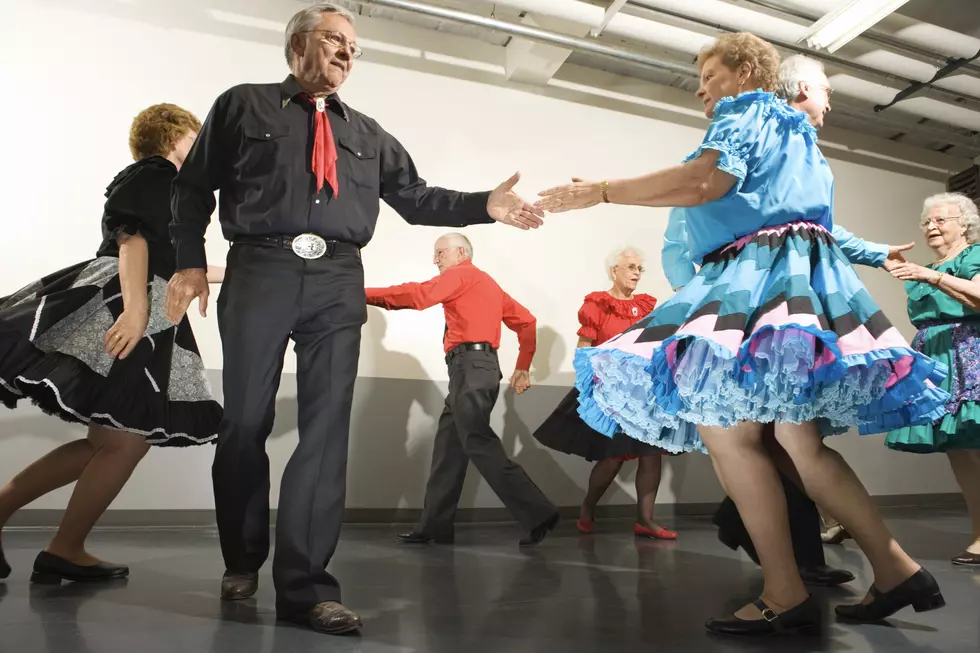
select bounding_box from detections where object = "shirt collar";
[279,75,350,122]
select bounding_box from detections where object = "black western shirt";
[170,75,494,270]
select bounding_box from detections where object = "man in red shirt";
[365,233,559,546]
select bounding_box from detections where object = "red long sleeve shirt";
[365,260,536,370]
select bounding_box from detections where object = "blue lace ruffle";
[574,324,950,453]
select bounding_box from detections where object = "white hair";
[284,3,356,65]
[605,246,644,280]
[921,192,980,244]
[440,232,474,260]
[775,55,827,102]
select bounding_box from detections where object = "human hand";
[166,268,209,323]
[882,242,914,272]
[509,369,531,394]
[888,262,938,283]
[487,172,545,230]
[104,307,149,359]
[534,177,602,213]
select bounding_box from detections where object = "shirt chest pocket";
[337,135,379,194]
[241,124,292,178]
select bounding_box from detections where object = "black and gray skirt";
[0,257,221,446]
[532,387,673,461]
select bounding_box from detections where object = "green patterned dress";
[886,244,980,453]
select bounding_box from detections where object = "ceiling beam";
[504,13,593,85]
[591,0,629,37]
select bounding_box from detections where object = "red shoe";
[634,523,677,540]
[576,518,595,534]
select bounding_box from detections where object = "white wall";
[0,0,961,513]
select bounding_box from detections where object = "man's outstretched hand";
[487,172,544,230]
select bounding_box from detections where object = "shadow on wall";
[346,308,445,509]
[502,325,585,502]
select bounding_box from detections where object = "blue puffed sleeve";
[683,91,774,197]
[662,208,696,290]
[832,224,888,268]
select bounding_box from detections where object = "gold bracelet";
[600,180,609,203]
[935,271,945,286]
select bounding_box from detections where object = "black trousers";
[713,471,826,568]
[417,348,557,536]
[213,244,365,616]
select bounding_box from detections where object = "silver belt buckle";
[291,233,327,259]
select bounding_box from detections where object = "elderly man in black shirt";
[167,2,543,636]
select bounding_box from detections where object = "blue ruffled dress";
[574,91,949,454]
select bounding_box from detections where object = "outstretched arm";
[832,224,913,270]
[379,130,542,231]
[535,151,737,213]
[366,272,466,311]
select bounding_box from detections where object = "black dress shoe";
[30,551,129,584]
[835,568,945,622]
[706,596,822,636]
[280,601,362,635]
[396,532,454,544]
[0,542,10,580]
[951,550,980,566]
[519,513,559,547]
[220,571,259,600]
[800,565,855,587]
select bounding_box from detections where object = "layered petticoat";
[574,222,950,454]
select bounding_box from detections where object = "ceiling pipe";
[626,0,980,105]
[483,0,980,133]
[740,0,980,78]
[359,0,696,76]
[358,0,980,152]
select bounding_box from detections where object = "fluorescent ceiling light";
[800,0,911,53]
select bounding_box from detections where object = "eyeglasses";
[617,264,645,274]
[920,215,962,229]
[300,30,363,58]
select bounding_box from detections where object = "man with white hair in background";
[167,2,544,636]
[366,233,560,549]
[661,54,915,588]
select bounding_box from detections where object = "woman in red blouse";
[533,248,677,539]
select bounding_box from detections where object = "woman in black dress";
[0,104,222,584]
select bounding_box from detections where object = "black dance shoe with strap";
[706,596,822,636]
[835,568,945,622]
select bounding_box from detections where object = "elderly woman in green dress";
[887,192,980,566]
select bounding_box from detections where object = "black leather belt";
[232,234,361,259]
[445,342,496,364]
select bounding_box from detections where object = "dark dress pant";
[212,243,365,616]
[417,348,557,536]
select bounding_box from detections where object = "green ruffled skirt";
[885,322,980,453]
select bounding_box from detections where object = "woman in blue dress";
[535,32,946,636]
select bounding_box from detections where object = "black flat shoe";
[0,542,10,579]
[706,596,822,636]
[30,551,129,584]
[801,564,855,587]
[835,568,945,622]
[396,532,454,545]
[951,550,980,566]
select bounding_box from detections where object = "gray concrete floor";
[0,509,977,652]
